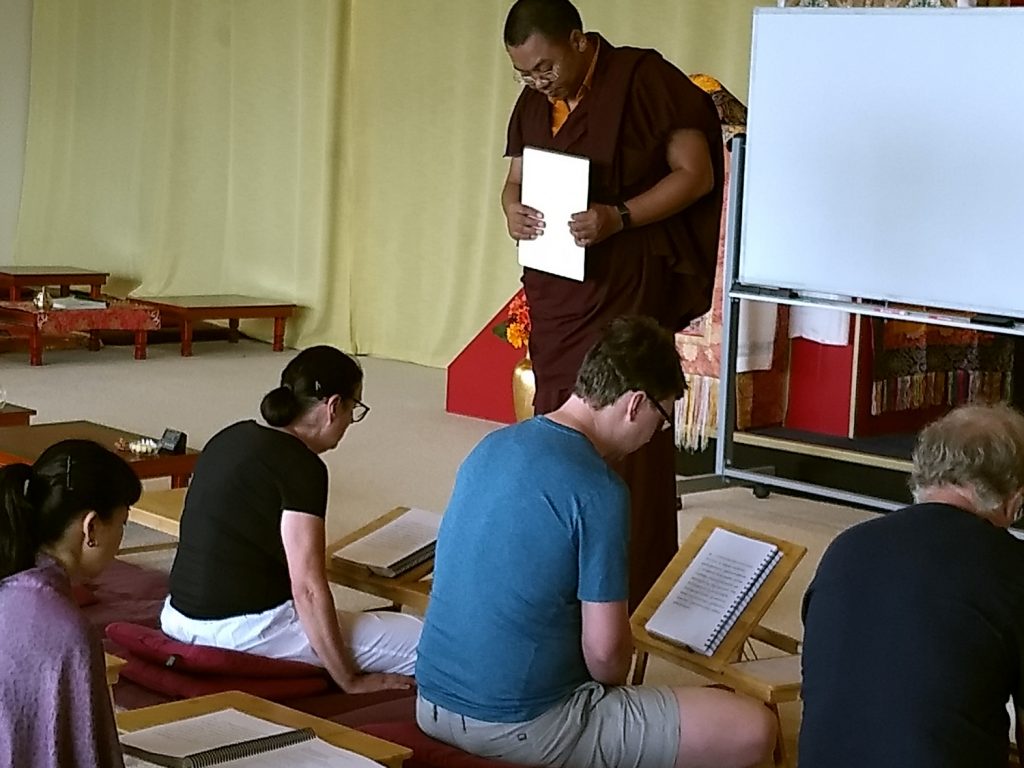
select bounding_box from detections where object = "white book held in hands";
[645,527,781,657]
[332,507,442,577]
[517,146,589,282]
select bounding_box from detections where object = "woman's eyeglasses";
[351,398,370,423]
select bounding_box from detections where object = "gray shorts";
[416,682,679,768]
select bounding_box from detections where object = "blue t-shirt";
[416,416,629,722]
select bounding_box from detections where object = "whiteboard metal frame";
[710,136,903,512]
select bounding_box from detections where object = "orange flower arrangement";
[493,292,531,349]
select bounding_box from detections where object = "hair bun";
[260,385,301,427]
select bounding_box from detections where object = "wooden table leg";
[770,704,789,768]
[7,286,16,301]
[29,328,42,366]
[170,474,190,489]
[228,318,240,343]
[90,284,101,299]
[273,317,286,351]
[88,330,101,351]
[134,330,148,360]
[180,319,193,357]
[59,285,70,297]
[630,651,649,684]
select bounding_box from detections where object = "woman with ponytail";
[0,439,142,768]
[162,345,419,694]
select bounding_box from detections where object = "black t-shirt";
[799,503,1024,768]
[168,420,328,620]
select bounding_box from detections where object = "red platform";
[446,293,526,424]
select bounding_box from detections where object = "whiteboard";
[739,8,1024,318]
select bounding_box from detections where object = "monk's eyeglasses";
[512,63,560,88]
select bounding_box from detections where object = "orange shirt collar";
[550,36,600,135]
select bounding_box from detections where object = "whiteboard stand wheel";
[752,484,771,500]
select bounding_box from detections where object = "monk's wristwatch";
[616,202,632,230]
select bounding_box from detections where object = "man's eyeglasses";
[512,63,560,88]
[351,398,370,424]
[646,393,674,432]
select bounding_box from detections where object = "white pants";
[160,597,421,675]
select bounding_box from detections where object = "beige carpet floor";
[0,336,882,764]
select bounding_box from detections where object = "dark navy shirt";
[800,503,1024,768]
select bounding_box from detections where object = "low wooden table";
[0,265,108,301]
[0,403,36,427]
[0,421,199,488]
[104,653,126,702]
[0,300,160,366]
[117,691,412,768]
[326,507,433,614]
[122,487,186,555]
[132,295,297,356]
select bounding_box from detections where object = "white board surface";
[739,8,1024,318]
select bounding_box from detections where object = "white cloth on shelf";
[736,300,778,372]
[789,303,851,346]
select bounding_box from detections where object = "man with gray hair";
[799,403,1024,768]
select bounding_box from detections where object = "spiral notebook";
[120,709,380,767]
[645,527,782,657]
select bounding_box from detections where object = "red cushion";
[119,651,329,701]
[106,622,327,679]
[359,722,531,768]
[71,583,100,607]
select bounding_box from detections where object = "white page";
[51,298,104,310]
[121,709,291,757]
[333,507,441,570]
[120,709,381,767]
[646,528,779,655]
[517,146,588,282]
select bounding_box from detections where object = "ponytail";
[0,464,37,580]
[0,440,141,581]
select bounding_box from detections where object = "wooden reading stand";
[630,517,807,768]
[325,507,433,614]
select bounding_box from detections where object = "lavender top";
[0,556,124,768]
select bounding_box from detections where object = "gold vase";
[512,353,536,422]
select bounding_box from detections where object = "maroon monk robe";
[0,556,125,768]
[505,34,724,610]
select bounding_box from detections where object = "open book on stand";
[120,708,379,767]
[331,507,442,577]
[645,527,781,657]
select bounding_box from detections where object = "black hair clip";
[65,455,73,491]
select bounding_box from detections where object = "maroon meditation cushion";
[106,622,328,678]
[117,651,329,701]
[359,721,532,768]
[105,622,332,701]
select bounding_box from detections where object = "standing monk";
[501,0,724,609]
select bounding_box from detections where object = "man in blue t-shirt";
[416,316,775,768]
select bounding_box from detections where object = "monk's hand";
[569,204,622,248]
[505,203,545,241]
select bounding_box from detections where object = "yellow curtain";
[15,0,773,367]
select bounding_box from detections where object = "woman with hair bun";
[162,345,419,694]
[0,439,142,768]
